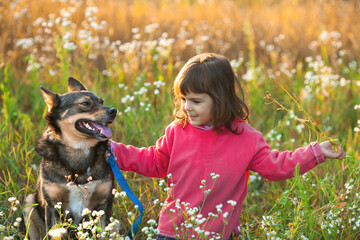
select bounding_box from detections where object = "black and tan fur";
[24,77,117,239]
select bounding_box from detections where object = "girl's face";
[180,91,214,126]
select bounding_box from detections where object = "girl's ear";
[67,77,87,92]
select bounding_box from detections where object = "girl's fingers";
[105,152,111,161]
[337,147,346,159]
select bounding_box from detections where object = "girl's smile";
[180,91,214,126]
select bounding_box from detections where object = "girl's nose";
[184,101,192,111]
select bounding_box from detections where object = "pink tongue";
[93,123,112,138]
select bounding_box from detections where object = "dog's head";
[40,77,117,148]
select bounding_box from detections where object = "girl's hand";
[105,139,112,161]
[319,140,346,159]
[105,151,111,161]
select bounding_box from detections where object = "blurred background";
[2,0,360,75]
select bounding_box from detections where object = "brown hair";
[173,53,249,134]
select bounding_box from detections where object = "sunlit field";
[1,0,360,239]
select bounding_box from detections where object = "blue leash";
[107,150,143,239]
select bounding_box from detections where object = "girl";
[110,53,346,240]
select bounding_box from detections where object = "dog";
[23,77,117,239]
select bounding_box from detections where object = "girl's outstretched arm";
[248,133,345,181]
[110,139,170,178]
[109,125,173,178]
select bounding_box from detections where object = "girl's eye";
[82,102,90,106]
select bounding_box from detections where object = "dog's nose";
[107,108,117,116]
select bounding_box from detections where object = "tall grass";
[0,0,359,239]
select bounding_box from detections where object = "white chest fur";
[66,180,106,223]
[43,178,112,224]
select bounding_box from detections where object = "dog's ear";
[68,77,87,92]
[40,87,59,112]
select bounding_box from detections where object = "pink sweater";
[111,120,326,239]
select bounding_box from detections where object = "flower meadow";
[0,0,360,239]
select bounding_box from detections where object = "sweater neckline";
[192,124,214,130]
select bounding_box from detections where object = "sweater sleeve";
[248,133,326,181]
[110,128,171,178]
